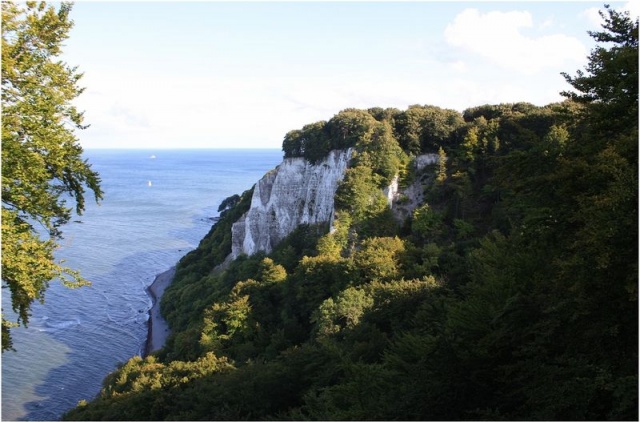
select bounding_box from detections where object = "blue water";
[1,149,283,421]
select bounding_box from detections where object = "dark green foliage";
[174,188,253,280]
[160,188,254,337]
[326,108,378,151]
[462,102,538,122]
[282,109,380,163]
[335,165,387,222]
[282,128,304,158]
[217,193,240,213]
[352,120,406,185]
[562,5,638,139]
[301,121,331,164]
[366,106,402,124]
[395,104,466,154]
[67,8,637,420]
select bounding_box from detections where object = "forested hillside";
[65,7,637,420]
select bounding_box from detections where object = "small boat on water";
[150,154,156,159]
[148,180,152,187]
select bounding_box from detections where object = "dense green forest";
[65,7,637,421]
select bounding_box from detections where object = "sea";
[1,148,283,421]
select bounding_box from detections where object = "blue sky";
[61,1,638,149]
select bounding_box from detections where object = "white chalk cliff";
[388,153,439,221]
[231,149,353,258]
[230,150,439,258]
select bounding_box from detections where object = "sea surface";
[1,149,283,421]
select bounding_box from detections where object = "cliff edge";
[231,149,353,258]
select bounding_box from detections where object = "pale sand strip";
[144,267,175,356]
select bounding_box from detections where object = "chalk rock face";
[383,175,400,206]
[389,153,440,221]
[231,149,352,258]
[415,153,439,171]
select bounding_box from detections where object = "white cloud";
[623,1,640,19]
[581,7,604,28]
[75,70,369,149]
[539,17,554,29]
[109,104,150,128]
[450,60,469,73]
[444,8,586,75]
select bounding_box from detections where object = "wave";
[42,317,82,332]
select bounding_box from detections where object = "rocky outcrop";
[231,149,353,258]
[230,150,438,258]
[389,153,439,221]
[415,153,439,171]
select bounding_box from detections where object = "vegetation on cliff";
[65,6,637,420]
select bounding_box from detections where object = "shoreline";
[144,267,176,356]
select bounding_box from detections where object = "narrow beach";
[145,267,175,356]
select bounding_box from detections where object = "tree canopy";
[1,1,102,351]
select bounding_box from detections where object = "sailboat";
[148,180,152,187]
